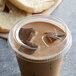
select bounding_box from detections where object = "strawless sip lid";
[8,15,72,63]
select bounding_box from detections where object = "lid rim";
[8,15,72,62]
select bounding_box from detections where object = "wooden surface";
[0,0,62,39]
[0,33,8,39]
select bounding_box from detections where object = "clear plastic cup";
[8,15,72,76]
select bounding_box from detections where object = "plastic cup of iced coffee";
[8,15,72,76]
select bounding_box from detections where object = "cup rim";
[8,15,72,62]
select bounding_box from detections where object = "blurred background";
[0,0,76,76]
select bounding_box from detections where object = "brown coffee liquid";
[19,21,66,58]
[14,21,66,76]
[17,55,63,76]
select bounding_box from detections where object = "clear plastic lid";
[8,15,72,63]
